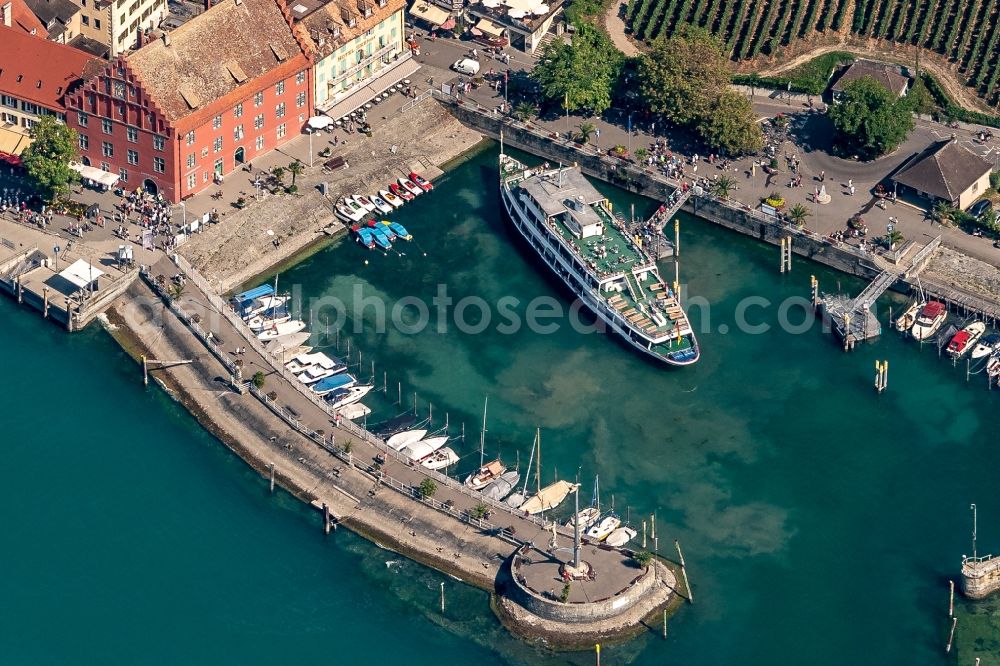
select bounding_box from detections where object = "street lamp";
[179,201,186,229]
[306,128,314,168]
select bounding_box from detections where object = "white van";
[451,58,481,76]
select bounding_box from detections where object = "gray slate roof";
[832,60,909,96]
[891,140,992,201]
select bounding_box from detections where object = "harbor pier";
[962,555,1000,599]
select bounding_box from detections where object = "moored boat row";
[336,172,433,253]
[896,298,1000,384]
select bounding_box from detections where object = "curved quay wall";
[507,551,657,623]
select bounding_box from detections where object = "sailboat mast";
[536,428,541,494]
[479,396,488,468]
[520,432,536,497]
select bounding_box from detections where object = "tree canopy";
[532,25,623,114]
[698,90,764,155]
[20,115,78,200]
[828,76,914,160]
[635,28,731,126]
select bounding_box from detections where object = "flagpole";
[565,92,570,139]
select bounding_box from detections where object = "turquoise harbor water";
[3,144,998,664]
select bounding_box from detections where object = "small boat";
[266,332,311,357]
[970,333,1000,360]
[379,189,404,208]
[519,480,579,515]
[895,300,924,332]
[505,492,526,509]
[370,220,396,241]
[481,470,521,501]
[946,321,985,358]
[402,435,448,461]
[336,204,367,223]
[242,295,288,320]
[352,225,376,248]
[565,506,600,531]
[247,309,291,331]
[386,429,427,451]
[389,182,415,201]
[421,446,460,471]
[399,177,423,196]
[256,319,307,341]
[339,402,371,420]
[297,363,340,385]
[586,514,622,541]
[911,301,947,341]
[368,225,392,251]
[409,171,433,191]
[326,384,374,409]
[350,195,377,213]
[383,221,412,241]
[605,526,638,548]
[370,194,394,214]
[311,372,357,396]
[465,459,506,491]
[285,352,337,374]
[987,352,1000,378]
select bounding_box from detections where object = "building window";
[253,113,264,130]
[102,118,112,134]
[276,123,286,139]
[255,135,264,150]
[186,131,195,145]
[201,147,208,158]
[187,173,196,190]
[113,81,125,98]
[79,134,89,150]
[233,124,244,141]
[100,161,110,171]
[94,18,101,29]
[212,137,222,153]
[254,91,264,107]
[102,141,114,157]
[212,114,222,130]
[275,102,285,118]
[119,167,128,182]
[275,81,285,95]
[296,91,306,108]
[153,135,165,151]
[82,15,89,25]
[153,156,165,173]
[1,95,16,109]
[234,102,243,118]
[127,148,138,165]
[296,71,306,85]
[127,126,138,142]
[77,112,89,126]
[186,153,195,168]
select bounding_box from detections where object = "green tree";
[698,90,764,155]
[787,203,812,227]
[20,115,79,200]
[931,200,956,226]
[287,160,304,187]
[251,371,266,389]
[513,102,539,121]
[471,502,488,520]
[828,77,915,160]
[576,121,596,143]
[633,147,649,162]
[884,229,905,248]
[710,174,736,199]
[631,550,654,568]
[635,28,731,126]
[418,478,437,499]
[532,24,623,114]
[271,166,286,186]
[906,76,937,116]
[560,582,571,602]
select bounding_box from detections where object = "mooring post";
[413,392,417,416]
[595,643,601,666]
[440,581,445,613]
[398,382,402,405]
[949,579,954,617]
[676,539,693,603]
[429,403,433,423]
[142,355,148,386]
[642,520,647,548]
[323,503,330,535]
[946,616,957,652]
[663,608,667,639]
[269,463,275,493]
[42,286,49,318]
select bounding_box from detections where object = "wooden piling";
[946,616,957,652]
[662,608,667,639]
[16,276,22,303]
[42,286,49,318]
[323,503,331,535]
[675,539,693,603]
[269,463,275,493]
[642,520,647,548]
[440,581,445,613]
[142,355,148,386]
[949,579,954,617]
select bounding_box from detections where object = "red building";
[66,0,312,202]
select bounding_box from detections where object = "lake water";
[3,144,996,664]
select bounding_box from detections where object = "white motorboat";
[339,402,371,420]
[970,333,1000,360]
[946,321,986,358]
[369,194,393,214]
[894,300,923,332]
[399,177,423,196]
[336,204,366,223]
[605,526,638,548]
[481,470,521,501]
[386,429,427,451]
[402,435,448,461]
[256,319,307,341]
[565,506,600,531]
[242,295,288,320]
[311,372,357,396]
[519,480,579,515]
[326,384,373,409]
[987,352,1000,379]
[911,301,947,341]
[421,447,460,471]
[465,459,507,491]
[586,514,622,541]
[247,310,291,331]
[349,195,376,213]
[285,351,336,374]
[297,363,340,385]
[379,189,404,208]
[266,332,311,356]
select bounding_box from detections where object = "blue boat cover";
[232,284,274,305]
[311,373,356,393]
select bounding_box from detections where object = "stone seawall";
[962,556,1000,599]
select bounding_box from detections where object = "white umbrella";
[482,0,500,7]
[307,115,333,130]
[507,7,525,17]
[532,3,549,13]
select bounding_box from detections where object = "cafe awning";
[70,162,120,188]
[410,1,450,26]
[476,17,506,36]
[0,126,31,157]
[59,258,105,291]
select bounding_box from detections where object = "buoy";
[364,260,369,265]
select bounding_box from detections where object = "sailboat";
[518,429,578,515]
[565,475,601,530]
[464,397,507,490]
[505,432,535,509]
[605,526,638,547]
[481,470,521,501]
[386,429,427,451]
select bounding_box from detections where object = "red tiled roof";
[0,27,97,111]
[7,0,48,37]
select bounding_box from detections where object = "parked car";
[451,58,481,75]
[969,198,992,220]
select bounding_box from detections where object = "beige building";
[68,0,166,55]
[891,140,993,211]
[294,0,414,115]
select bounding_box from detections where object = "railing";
[329,44,398,86]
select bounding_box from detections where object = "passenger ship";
[499,153,700,366]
